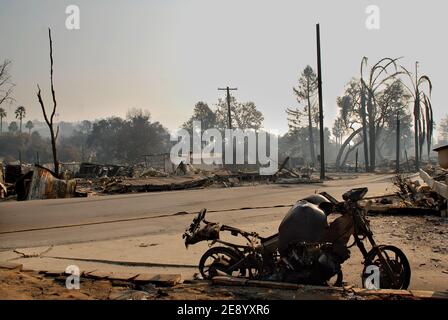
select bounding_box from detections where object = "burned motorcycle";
[182,187,411,289]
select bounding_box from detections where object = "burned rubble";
[0,156,329,200]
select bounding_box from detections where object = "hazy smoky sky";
[0,0,446,135]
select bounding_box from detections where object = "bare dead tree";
[37,28,60,176]
[0,59,15,107]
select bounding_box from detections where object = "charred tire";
[198,247,245,280]
[362,245,411,290]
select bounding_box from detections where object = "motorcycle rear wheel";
[199,247,248,280]
[362,245,411,290]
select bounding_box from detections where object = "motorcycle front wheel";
[329,270,344,287]
[198,246,248,280]
[362,245,411,290]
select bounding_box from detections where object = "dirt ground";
[341,214,448,290]
[0,268,430,300]
[0,213,446,299]
[0,269,332,300]
[0,269,112,300]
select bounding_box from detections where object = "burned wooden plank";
[106,272,139,281]
[246,280,300,290]
[353,288,413,297]
[411,290,448,300]
[0,261,23,271]
[149,274,182,287]
[212,276,248,286]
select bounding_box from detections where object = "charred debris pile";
[362,167,447,217]
[0,157,324,201]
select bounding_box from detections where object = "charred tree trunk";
[36,28,60,176]
[414,97,420,171]
[367,92,376,172]
[360,84,369,172]
[307,95,316,166]
[340,140,362,169]
[335,127,363,169]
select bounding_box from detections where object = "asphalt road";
[0,174,394,249]
[2,173,446,292]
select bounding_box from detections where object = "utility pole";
[316,23,325,180]
[396,112,400,173]
[218,86,238,129]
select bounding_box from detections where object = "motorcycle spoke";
[364,246,410,289]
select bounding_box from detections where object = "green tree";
[332,117,346,148]
[183,101,216,133]
[15,105,26,133]
[279,126,333,164]
[287,65,319,165]
[8,121,18,133]
[25,120,34,135]
[215,96,264,130]
[0,130,52,163]
[0,107,6,133]
[87,117,124,162]
[87,109,171,163]
[79,120,92,134]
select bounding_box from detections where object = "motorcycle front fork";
[356,234,400,287]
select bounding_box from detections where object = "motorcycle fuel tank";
[278,200,328,254]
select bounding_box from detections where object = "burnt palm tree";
[400,62,433,170]
[360,57,402,171]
